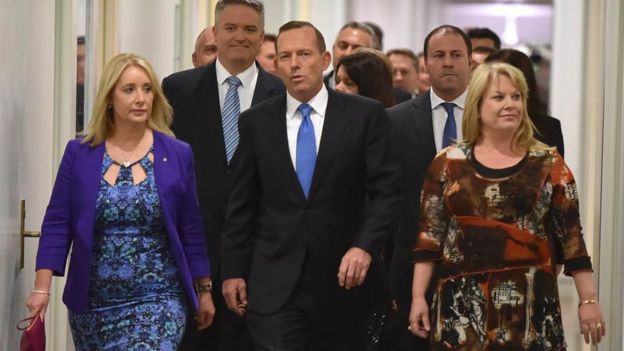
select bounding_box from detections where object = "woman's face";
[479,74,524,138]
[335,65,359,95]
[110,65,153,127]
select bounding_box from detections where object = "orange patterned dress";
[415,145,592,351]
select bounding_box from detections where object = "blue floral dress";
[68,149,187,350]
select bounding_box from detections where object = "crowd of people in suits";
[27,0,605,350]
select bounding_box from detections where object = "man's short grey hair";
[214,0,265,27]
[336,21,376,48]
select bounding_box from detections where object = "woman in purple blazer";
[26,53,215,350]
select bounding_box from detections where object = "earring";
[107,104,112,110]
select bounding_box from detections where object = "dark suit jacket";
[323,70,412,105]
[162,62,284,275]
[221,90,402,315]
[386,92,437,303]
[533,115,565,158]
[36,131,210,312]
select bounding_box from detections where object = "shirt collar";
[215,58,258,88]
[430,88,468,110]
[286,85,329,120]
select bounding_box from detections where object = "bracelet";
[30,290,50,296]
[194,281,213,294]
[578,299,598,307]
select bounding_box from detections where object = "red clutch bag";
[16,316,46,351]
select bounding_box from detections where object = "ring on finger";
[596,322,602,329]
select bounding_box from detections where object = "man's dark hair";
[364,22,384,50]
[263,33,277,43]
[337,21,376,48]
[277,21,326,53]
[386,48,419,71]
[423,25,472,60]
[214,0,264,26]
[466,27,501,50]
[472,46,496,55]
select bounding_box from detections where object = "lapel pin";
[163,157,167,162]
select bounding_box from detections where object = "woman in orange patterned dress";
[408,62,604,350]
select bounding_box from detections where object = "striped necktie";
[222,76,242,163]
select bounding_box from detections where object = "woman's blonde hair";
[82,53,173,146]
[462,62,547,152]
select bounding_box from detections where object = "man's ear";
[322,51,331,70]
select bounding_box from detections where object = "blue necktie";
[441,102,457,148]
[296,103,316,198]
[222,76,242,163]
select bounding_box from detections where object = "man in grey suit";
[162,1,284,350]
[383,25,472,351]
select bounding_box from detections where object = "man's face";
[256,40,276,74]
[276,26,331,102]
[213,5,264,68]
[471,38,496,51]
[425,32,471,100]
[192,28,217,68]
[416,55,431,93]
[332,27,371,68]
[389,53,418,94]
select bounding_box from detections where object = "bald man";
[192,26,218,68]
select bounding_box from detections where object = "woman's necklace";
[111,130,146,168]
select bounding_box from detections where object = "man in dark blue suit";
[162,1,284,350]
[383,25,473,351]
[221,21,401,351]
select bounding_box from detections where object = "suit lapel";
[307,90,347,200]
[252,65,278,105]
[193,63,228,166]
[410,91,437,162]
[79,142,105,251]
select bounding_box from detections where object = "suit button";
[306,210,312,213]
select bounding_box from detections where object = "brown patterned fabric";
[415,145,591,350]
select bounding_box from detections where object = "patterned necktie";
[441,102,457,148]
[222,76,242,163]
[296,103,316,198]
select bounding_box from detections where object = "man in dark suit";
[324,21,411,105]
[383,25,472,351]
[221,21,401,351]
[162,1,284,350]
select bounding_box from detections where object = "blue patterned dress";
[69,150,187,350]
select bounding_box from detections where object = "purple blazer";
[35,130,210,313]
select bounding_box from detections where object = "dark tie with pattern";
[441,102,457,148]
[296,103,316,198]
[222,76,242,163]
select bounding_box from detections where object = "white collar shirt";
[215,58,259,114]
[430,88,468,152]
[286,86,329,168]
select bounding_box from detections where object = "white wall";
[117,0,179,79]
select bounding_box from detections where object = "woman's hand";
[408,296,431,338]
[195,291,216,330]
[579,302,605,345]
[26,291,50,321]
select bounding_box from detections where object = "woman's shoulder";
[153,130,192,154]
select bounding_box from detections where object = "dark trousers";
[179,278,254,351]
[246,256,386,351]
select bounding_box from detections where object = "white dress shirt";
[286,86,329,169]
[430,89,468,152]
[215,58,259,114]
